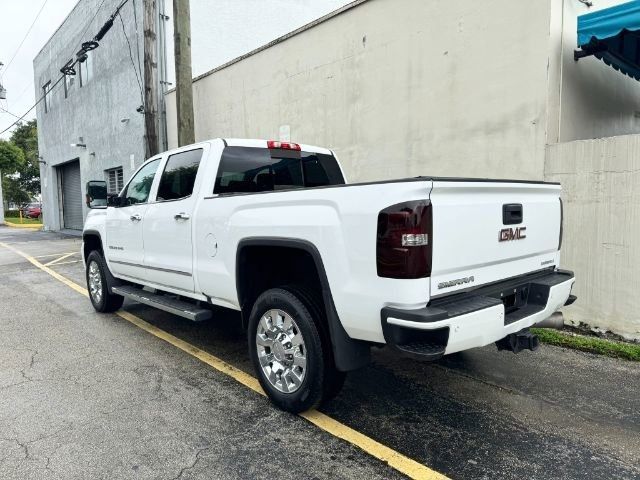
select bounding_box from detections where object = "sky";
[0,0,352,140]
[0,0,78,139]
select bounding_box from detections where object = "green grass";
[531,328,640,361]
[5,217,42,225]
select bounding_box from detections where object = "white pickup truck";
[83,138,576,412]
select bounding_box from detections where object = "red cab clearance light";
[376,200,432,279]
[267,140,301,151]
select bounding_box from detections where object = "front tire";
[86,250,124,313]
[248,288,327,413]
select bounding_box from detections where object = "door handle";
[174,212,191,220]
[130,213,142,221]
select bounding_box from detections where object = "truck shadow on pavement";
[121,300,640,480]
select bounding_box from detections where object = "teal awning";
[576,0,640,81]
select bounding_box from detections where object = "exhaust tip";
[535,312,565,330]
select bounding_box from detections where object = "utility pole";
[173,0,195,146]
[157,0,170,152]
[143,0,160,157]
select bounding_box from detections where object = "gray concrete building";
[34,0,147,231]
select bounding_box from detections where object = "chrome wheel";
[256,309,307,394]
[88,260,103,304]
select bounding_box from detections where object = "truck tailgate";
[429,180,562,297]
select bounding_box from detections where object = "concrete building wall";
[546,135,640,340]
[34,0,146,230]
[552,0,640,142]
[167,0,554,182]
[165,0,353,81]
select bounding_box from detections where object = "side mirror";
[86,181,108,208]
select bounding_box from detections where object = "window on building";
[42,81,51,113]
[123,159,160,206]
[64,70,75,98]
[214,147,345,194]
[156,149,203,201]
[79,52,93,87]
[105,167,124,194]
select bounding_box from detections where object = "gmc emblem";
[499,227,527,242]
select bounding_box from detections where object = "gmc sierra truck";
[82,138,576,412]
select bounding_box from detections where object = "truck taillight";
[376,200,432,279]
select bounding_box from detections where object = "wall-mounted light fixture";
[38,156,46,165]
[70,143,87,148]
[120,117,130,124]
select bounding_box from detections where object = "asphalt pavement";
[1,226,638,480]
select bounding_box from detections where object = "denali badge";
[499,227,526,242]
[438,276,474,289]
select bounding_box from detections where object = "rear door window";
[214,147,344,194]
[156,149,203,201]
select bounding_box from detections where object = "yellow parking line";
[34,252,78,259]
[49,260,82,266]
[1,242,89,297]
[43,252,77,267]
[0,241,449,480]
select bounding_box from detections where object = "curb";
[4,221,43,229]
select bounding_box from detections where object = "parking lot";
[0,226,639,480]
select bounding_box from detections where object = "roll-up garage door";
[60,161,83,230]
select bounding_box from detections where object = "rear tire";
[248,288,328,413]
[284,285,346,402]
[86,250,124,313]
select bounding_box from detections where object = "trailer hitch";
[496,328,539,353]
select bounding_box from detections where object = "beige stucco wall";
[167,0,554,181]
[546,135,640,340]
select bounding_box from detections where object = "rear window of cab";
[214,146,345,194]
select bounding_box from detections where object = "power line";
[0,0,132,135]
[131,0,143,82]
[76,0,109,52]
[2,0,50,75]
[0,0,107,132]
[117,12,144,107]
[0,107,24,121]
[0,76,64,136]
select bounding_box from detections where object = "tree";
[0,139,24,172]
[9,120,40,198]
[0,120,40,209]
[0,140,25,209]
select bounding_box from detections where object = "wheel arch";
[235,237,370,371]
[83,229,122,292]
[82,229,103,261]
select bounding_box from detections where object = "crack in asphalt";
[0,425,71,471]
[169,416,274,480]
[171,446,211,480]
